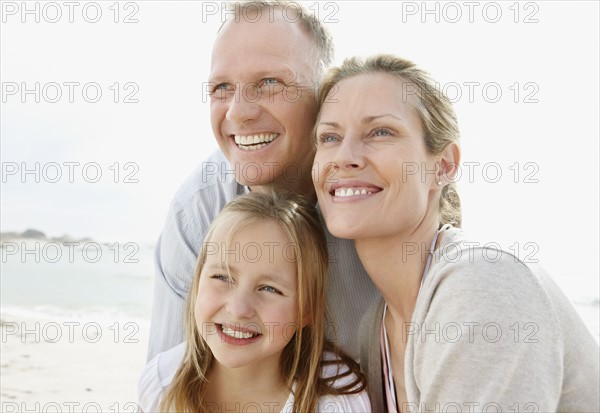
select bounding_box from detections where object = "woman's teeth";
[334,188,373,197]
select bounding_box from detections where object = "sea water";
[1,241,598,341]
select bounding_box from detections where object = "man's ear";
[437,142,461,186]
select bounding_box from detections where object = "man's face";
[209,12,319,190]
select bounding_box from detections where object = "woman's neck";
[355,221,440,322]
[206,361,289,411]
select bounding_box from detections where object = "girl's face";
[313,72,441,241]
[195,217,300,372]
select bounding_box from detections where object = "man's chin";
[228,162,275,189]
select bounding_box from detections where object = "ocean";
[1,241,598,340]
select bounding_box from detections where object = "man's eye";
[261,78,280,85]
[210,83,234,95]
[258,78,285,93]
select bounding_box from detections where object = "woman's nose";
[335,135,365,170]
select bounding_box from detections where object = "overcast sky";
[1,1,598,286]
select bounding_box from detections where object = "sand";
[1,309,149,411]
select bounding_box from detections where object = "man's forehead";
[210,15,314,82]
[213,11,312,52]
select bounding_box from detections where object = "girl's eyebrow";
[206,262,236,272]
[260,274,294,290]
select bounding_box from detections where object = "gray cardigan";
[359,227,599,412]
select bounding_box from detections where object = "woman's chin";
[326,218,367,240]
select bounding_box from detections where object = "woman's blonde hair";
[317,54,462,228]
[160,192,365,412]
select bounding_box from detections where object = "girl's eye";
[211,274,232,283]
[259,285,282,295]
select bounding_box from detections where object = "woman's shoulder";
[424,227,561,323]
[138,342,186,411]
[431,227,550,292]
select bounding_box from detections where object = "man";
[148,0,380,361]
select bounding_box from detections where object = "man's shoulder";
[170,150,244,211]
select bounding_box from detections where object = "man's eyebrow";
[208,69,295,83]
[254,69,295,79]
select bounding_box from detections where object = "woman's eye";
[259,285,282,295]
[318,133,339,144]
[372,128,393,137]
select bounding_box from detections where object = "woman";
[312,54,599,412]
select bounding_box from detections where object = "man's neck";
[249,178,317,204]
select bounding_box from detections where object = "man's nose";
[225,85,261,124]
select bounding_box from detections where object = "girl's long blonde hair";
[160,191,365,412]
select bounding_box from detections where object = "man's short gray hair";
[222,1,334,81]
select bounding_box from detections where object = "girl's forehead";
[207,215,290,246]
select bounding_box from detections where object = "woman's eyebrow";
[318,114,404,128]
[361,114,403,123]
[317,121,340,128]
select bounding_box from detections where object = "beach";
[1,241,598,409]
[1,309,148,410]
[1,241,154,410]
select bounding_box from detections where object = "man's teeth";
[234,133,278,151]
[334,188,373,197]
[221,326,257,339]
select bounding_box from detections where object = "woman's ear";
[437,142,461,186]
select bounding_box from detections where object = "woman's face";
[313,72,441,241]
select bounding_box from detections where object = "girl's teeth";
[222,326,256,339]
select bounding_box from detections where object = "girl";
[138,192,370,412]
